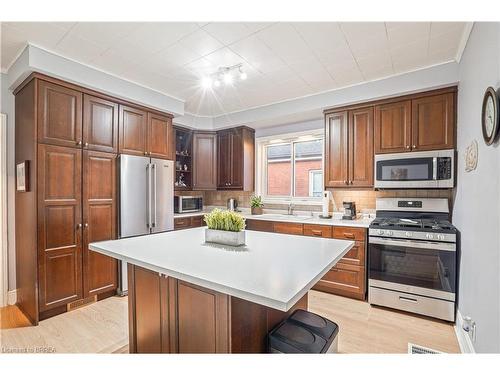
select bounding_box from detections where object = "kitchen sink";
[258,214,313,221]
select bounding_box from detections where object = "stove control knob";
[378,229,385,235]
[437,234,445,241]
[387,231,394,236]
[426,233,434,240]
[405,231,412,237]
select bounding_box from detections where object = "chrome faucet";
[287,202,295,215]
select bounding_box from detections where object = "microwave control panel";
[437,158,452,179]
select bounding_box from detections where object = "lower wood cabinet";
[127,264,308,353]
[245,219,367,300]
[174,215,205,230]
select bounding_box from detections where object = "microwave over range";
[174,195,203,213]
[374,149,455,189]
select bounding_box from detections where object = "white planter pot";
[205,229,246,247]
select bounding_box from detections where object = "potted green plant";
[250,195,264,215]
[204,209,246,246]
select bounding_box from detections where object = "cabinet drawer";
[303,224,332,238]
[332,226,366,241]
[338,241,365,266]
[245,219,274,232]
[273,222,303,235]
[314,263,365,300]
[191,215,204,227]
[174,217,192,230]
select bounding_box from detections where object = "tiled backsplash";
[200,189,455,213]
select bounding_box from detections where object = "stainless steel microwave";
[174,195,203,213]
[374,149,455,189]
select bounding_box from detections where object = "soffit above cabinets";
[1,22,469,117]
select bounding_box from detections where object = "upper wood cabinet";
[349,107,374,187]
[37,80,83,148]
[82,150,118,297]
[411,93,455,151]
[374,91,456,154]
[148,112,174,160]
[119,105,148,156]
[217,127,255,191]
[83,94,119,153]
[325,108,374,188]
[119,105,174,159]
[193,132,217,190]
[374,100,411,154]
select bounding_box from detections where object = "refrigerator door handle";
[146,163,151,229]
[152,163,157,228]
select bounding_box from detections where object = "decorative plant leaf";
[250,195,264,208]
[204,209,245,232]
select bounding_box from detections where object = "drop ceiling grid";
[1,22,467,116]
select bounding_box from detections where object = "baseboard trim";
[455,310,475,353]
[7,289,17,305]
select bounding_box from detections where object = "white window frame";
[255,130,324,205]
[308,169,323,198]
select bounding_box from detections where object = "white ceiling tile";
[256,23,311,64]
[326,66,364,87]
[67,22,142,47]
[153,42,201,67]
[340,22,387,41]
[242,23,274,33]
[428,47,457,65]
[2,22,71,48]
[203,48,245,68]
[123,23,199,52]
[56,33,108,64]
[203,23,255,45]
[177,29,224,59]
[390,38,429,64]
[386,22,430,48]
[355,50,393,72]
[430,22,466,37]
[361,65,395,81]
[428,31,463,56]
[229,34,285,74]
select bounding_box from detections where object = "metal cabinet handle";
[406,145,410,149]
[144,151,148,155]
[152,164,157,228]
[76,140,82,146]
[399,296,418,303]
[84,223,88,228]
[349,180,353,185]
[412,145,417,149]
[76,223,82,229]
[311,230,323,236]
[343,233,355,239]
[84,142,89,148]
[344,180,348,185]
[146,164,151,228]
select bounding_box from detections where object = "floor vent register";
[408,343,443,354]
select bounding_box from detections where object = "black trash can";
[268,309,339,353]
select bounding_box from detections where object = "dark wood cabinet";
[303,224,332,238]
[193,132,217,190]
[374,100,411,154]
[411,93,455,151]
[148,112,174,160]
[38,80,83,148]
[325,108,373,188]
[82,151,118,297]
[349,107,374,187]
[273,222,304,235]
[217,127,255,191]
[83,94,119,153]
[119,105,148,156]
[245,219,274,232]
[324,111,349,187]
[314,263,365,299]
[37,144,83,312]
[174,215,205,230]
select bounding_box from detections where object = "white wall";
[0,72,16,291]
[454,22,500,353]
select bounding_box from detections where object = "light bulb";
[213,79,221,87]
[239,71,247,80]
[223,73,233,84]
[201,77,213,89]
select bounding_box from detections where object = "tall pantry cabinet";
[14,74,173,324]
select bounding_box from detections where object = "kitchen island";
[90,227,353,353]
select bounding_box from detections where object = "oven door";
[368,237,456,300]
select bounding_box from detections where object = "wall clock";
[481,86,500,145]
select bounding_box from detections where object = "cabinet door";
[83,94,119,153]
[217,131,233,189]
[411,93,455,151]
[119,105,148,156]
[193,132,217,190]
[147,112,174,160]
[374,100,411,154]
[314,263,365,300]
[82,151,118,297]
[230,129,244,189]
[37,144,83,312]
[324,111,349,187]
[273,222,304,235]
[349,107,374,187]
[38,80,83,148]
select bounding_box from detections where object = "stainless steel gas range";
[368,198,457,322]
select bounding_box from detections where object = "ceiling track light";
[201,63,247,89]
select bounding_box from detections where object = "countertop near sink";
[174,206,374,228]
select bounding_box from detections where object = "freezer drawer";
[368,286,455,322]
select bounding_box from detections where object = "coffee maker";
[342,201,357,220]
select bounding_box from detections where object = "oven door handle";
[369,237,456,252]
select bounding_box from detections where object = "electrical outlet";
[463,316,477,342]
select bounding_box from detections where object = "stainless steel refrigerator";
[117,154,174,295]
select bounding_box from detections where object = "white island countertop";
[90,228,354,311]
